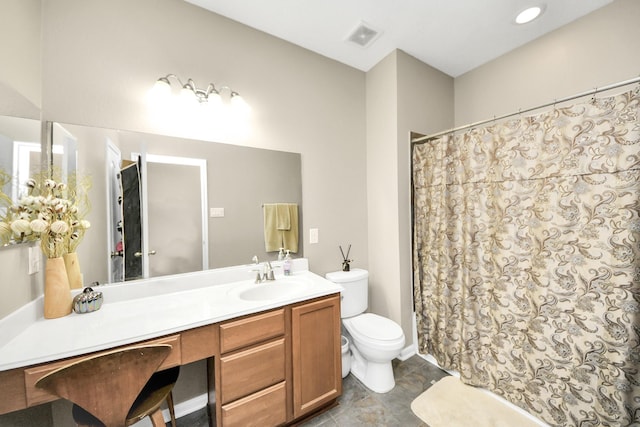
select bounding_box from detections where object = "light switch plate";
[309,228,319,244]
[210,207,225,218]
[28,247,40,275]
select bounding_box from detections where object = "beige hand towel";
[263,203,299,253]
[283,203,298,253]
[263,204,280,252]
[276,203,290,230]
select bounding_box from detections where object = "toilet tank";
[325,269,368,318]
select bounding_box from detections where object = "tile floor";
[173,355,449,427]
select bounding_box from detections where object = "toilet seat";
[343,313,404,349]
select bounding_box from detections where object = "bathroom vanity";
[0,259,342,426]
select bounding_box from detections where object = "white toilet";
[325,269,405,393]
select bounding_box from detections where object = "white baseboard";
[162,393,209,423]
[396,344,416,361]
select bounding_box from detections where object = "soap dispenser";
[277,248,285,261]
[283,250,292,276]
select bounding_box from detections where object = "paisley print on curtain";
[412,89,640,426]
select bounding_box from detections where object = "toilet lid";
[349,313,404,341]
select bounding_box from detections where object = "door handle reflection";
[134,250,157,257]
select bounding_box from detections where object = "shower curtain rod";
[412,75,640,145]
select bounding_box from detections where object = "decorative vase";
[44,257,72,319]
[63,252,83,290]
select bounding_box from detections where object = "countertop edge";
[0,266,342,371]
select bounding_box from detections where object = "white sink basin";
[236,277,312,301]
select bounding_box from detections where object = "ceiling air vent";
[346,21,382,48]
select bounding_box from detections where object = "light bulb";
[515,6,542,24]
[230,93,250,115]
[207,91,223,111]
[148,78,172,105]
[179,85,198,107]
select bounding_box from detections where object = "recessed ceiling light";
[515,6,543,24]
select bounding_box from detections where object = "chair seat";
[69,366,180,427]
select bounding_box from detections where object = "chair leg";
[167,391,177,427]
[149,408,166,427]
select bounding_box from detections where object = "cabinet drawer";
[220,338,285,404]
[221,381,286,427]
[220,308,285,353]
[23,334,181,407]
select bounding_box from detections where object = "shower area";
[411,81,640,426]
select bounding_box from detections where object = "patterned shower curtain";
[412,89,640,427]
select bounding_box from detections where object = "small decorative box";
[72,287,104,314]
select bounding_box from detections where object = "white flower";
[50,220,69,235]
[79,220,91,229]
[29,219,49,233]
[44,179,56,189]
[11,219,32,235]
[53,201,66,213]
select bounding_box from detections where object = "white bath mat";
[411,376,543,427]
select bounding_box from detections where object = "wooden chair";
[35,344,180,427]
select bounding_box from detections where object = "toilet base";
[349,344,396,393]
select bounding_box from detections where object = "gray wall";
[366,50,454,347]
[0,0,41,118]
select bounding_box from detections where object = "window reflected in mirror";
[0,115,42,245]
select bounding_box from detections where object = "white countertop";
[0,259,342,371]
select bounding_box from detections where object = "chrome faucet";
[264,261,275,281]
[251,256,276,283]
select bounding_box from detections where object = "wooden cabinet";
[214,293,342,427]
[216,309,288,427]
[291,294,342,419]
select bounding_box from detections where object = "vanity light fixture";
[515,5,544,24]
[151,74,249,112]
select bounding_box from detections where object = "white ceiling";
[185,0,612,77]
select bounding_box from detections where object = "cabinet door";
[291,294,342,418]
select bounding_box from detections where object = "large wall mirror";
[49,122,303,286]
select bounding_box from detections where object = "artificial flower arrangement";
[6,175,91,258]
[0,171,92,318]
